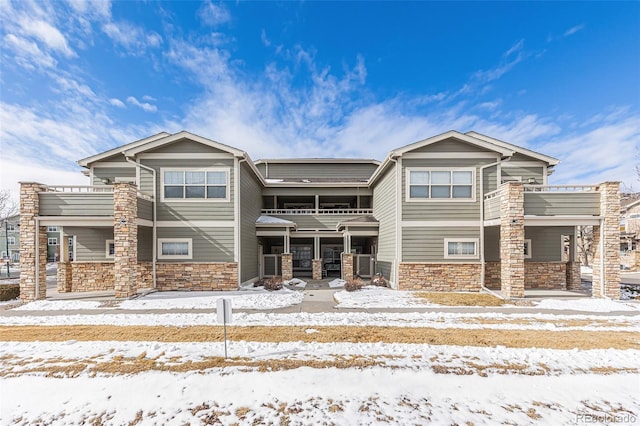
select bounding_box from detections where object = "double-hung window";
[47,238,57,246]
[47,226,58,232]
[407,168,474,201]
[162,168,229,201]
[7,236,16,246]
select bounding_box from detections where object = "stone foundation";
[398,263,482,291]
[484,262,501,289]
[57,261,72,292]
[312,259,323,280]
[341,253,354,281]
[67,262,115,292]
[155,262,238,291]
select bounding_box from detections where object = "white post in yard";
[217,298,232,359]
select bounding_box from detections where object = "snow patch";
[334,286,436,308]
[533,298,639,312]
[328,278,345,288]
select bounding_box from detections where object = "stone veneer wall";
[592,182,621,299]
[566,261,582,291]
[341,253,354,281]
[138,261,153,289]
[113,182,138,298]
[155,262,238,291]
[19,182,47,302]
[281,254,293,281]
[484,262,501,289]
[57,261,72,292]
[312,259,323,280]
[524,262,566,289]
[398,263,482,291]
[499,182,525,298]
[68,262,115,292]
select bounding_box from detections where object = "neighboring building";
[620,193,640,270]
[18,130,621,301]
[0,214,20,263]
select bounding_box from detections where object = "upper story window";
[6,224,16,231]
[47,226,58,232]
[7,236,16,245]
[161,168,229,202]
[407,168,475,201]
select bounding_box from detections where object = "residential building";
[0,215,61,263]
[18,130,620,300]
[620,193,640,270]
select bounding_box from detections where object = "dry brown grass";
[0,324,638,350]
[414,292,505,306]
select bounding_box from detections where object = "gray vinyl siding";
[92,167,136,185]
[147,139,230,154]
[372,164,396,280]
[526,227,574,262]
[66,227,113,261]
[484,226,574,262]
[137,199,153,221]
[157,227,234,262]
[258,163,377,180]
[39,193,114,216]
[240,162,263,282]
[140,167,154,194]
[402,227,481,262]
[501,166,544,184]
[138,226,153,262]
[483,165,498,194]
[524,193,600,216]
[402,159,493,221]
[410,138,495,153]
[262,187,372,196]
[140,158,235,221]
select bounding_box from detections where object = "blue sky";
[1,0,639,199]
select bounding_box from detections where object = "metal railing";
[523,185,597,192]
[43,185,114,193]
[137,191,154,201]
[262,208,373,215]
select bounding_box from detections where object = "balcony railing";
[262,208,373,215]
[43,185,114,193]
[523,185,598,193]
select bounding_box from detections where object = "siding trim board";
[402,152,500,159]
[403,221,481,227]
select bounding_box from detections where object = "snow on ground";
[580,265,593,274]
[13,300,103,311]
[328,278,345,288]
[335,286,437,308]
[0,340,637,425]
[533,298,639,312]
[2,311,639,331]
[284,278,307,289]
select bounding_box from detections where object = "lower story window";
[524,239,532,259]
[106,240,115,258]
[158,238,192,259]
[48,238,58,246]
[444,238,478,259]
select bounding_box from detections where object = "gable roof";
[78,132,170,167]
[392,130,515,157]
[123,130,245,157]
[465,131,560,166]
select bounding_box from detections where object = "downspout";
[600,219,605,297]
[124,155,157,290]
[389,155,401,289]
[237,156,248,287]
[35,217,40,299]
[479,156,510,294]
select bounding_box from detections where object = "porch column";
[113,182,138,298]
[312,236,322,279]
[592,182,621,298]
[19,182,47,301]
[499,182,525,298]
[281,254,293,281]
[566,234,582,291]
[342,252,354,281]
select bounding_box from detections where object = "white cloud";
[126,96,157,112]
[563,24,585,38]
[3,33,57,69]
[109,98,125,108]
[473,40,525,84]
[198,1,231,27]
[19,18,76,57]
[260,29,271,47]
[102,21,163,54]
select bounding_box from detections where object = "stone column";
[312,259,323,280]
[566,234,582,291]
[592,182,621,299]
[341,253,354,281]
[57,261,73,292]
[281,253,292,281]
[19,182,47,302]
[113,182,138,298]
[499,182,525,298]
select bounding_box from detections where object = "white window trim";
[106,239,115,258]
[524,239,532,259]
[47,237,57,246]
[160,167,230,203]
[158,238,193,260]
[406,167,476,203]
[6,224,16,231]
[501,176,522,184]
[47,226,59,232]
[444,238,479,259]
[7,236,16,245]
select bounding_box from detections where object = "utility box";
[217,299,232,324]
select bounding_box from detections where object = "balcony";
[484,185,601,221]
[38,186,154,220]
[261,208,373,215]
